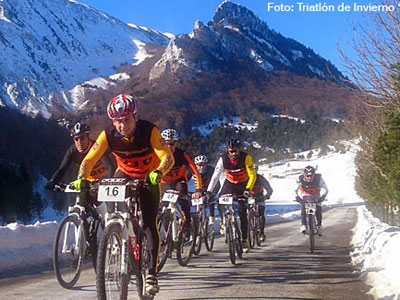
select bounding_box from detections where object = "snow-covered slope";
[0,0,169,116]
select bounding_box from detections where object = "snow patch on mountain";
[0,0,170,115]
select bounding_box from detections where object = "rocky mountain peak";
[212,1,268,34]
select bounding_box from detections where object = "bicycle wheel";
[157,212,172,272]
[136,232,155,300]
[227,218,236,265]
[192,213,202,256]
[53,215,85,289]
[308,214,316,253]
[255,216,262,246]
[176,218,195,266]
[96,222,125,300]
[248,211,256,249]
[234,220,243,259]
[204,217,215,252]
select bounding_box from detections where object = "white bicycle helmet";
[194,155,208,165]
[161,128,178,141]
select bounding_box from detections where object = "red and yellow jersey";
[222,151,256,189]
[161,148,202,191]
[79,120,174,179]
[207,151,256,192]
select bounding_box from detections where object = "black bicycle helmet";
[304,165,315,176]
[70,122,90,136]
[226,138,241,149]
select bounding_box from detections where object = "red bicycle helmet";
[107,94,137,119]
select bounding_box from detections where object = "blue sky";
[78,0,374,74]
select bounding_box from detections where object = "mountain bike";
[192,194,214,255]
[52,182,102,289]
[298,195,319,253]
[247,196,257,249]
[96,178,154,300]
[247,195,266,248]
[218,193,243,265]
[157,189,195,271]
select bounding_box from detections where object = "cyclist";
[160,129,203,231]
[193,155,223,226]
[206,138,256,253]
[295,165,328,236]
[74,94,174,295]
[45,122,115,219]
[250,164,273,242]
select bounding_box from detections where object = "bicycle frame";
[161,189,184,242]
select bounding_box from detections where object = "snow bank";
[351,206,400,299]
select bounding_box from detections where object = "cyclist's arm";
[150,127,174,176]
[294,179,302,199]
[78,130,109,178]
[183,153,203,191]
[207,157,224,193]
[259,175,273,198]
[319,177,328,198]
[50,146,74,183]
[245,154,256,190]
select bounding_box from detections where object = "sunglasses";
[228,149,239,154]
[166,142,176,146]
[196,164,207,167]
[74,136,87,142]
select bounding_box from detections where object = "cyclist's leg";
[316,205,322,226]
[301,204,307,225]
[237,199,248,240]
[176,181,191,227]
[140,184,161,276]
[257,198,266,231]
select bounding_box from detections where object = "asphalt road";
[0,206,373,300]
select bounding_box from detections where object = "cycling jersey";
[295,174,328,198]
[78,119,173,276]
[161,148,202,191]
[79,120,174,179]
[50,141,115,183]
[207,151,256,193]
[194,165,220,194]
[250,174,273,199]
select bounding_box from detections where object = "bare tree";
[339,0,400,108]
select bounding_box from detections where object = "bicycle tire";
[248,211,256,249]
[255,216,262,246]
[157,212,172,272]
[96,222,125,300]
[308,214,315,253]
[176,219,195,266]
[204,218,214,252]
[192,213,202,256]
[137,231,155,300]
[53,215,85,289]
[227,218,236,265]
[234,220,243,259]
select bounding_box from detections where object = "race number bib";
[247,197,256,205]
[305,202,317,210]
[98,178,127,202]
[162,190,179,203]
[191,197,203,206]
[219,195,233,205]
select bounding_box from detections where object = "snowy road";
[0,206,372,299]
